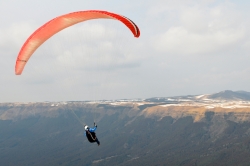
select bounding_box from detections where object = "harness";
[86,130,97,142]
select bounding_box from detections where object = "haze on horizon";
[1,0,250,102]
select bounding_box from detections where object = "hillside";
[1,91,250,165]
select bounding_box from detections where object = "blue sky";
[1,0,250,102]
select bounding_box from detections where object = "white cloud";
[152,1,248,56]
[0,23,36,53]
[40,22,143,71]
[154,26,245,55]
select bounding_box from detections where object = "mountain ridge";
[1,90,250,123]
[146,90,250,102]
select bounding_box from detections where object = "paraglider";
[15,10,140,146]
[84,123,100,146]
[15,10,140,75]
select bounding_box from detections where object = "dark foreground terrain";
[2,90,250,165]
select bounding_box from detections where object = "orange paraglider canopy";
[15,10,140,75]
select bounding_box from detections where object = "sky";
[1,0,250,102]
